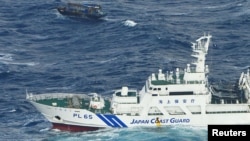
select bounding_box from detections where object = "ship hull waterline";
[52,123,103,132]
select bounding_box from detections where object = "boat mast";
[191,33,212,73]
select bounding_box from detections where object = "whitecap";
[51,128,61,132]
[123,20,137,27]
[102,16,119,22]
[0,53,13,61]
[9,109,16,112]
[23,119,44,127]
[45,86,71,90]
[0,52,39,66]
[0,60,38,66]
[40,127,50,132]
[99,57,118,63]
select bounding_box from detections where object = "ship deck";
[35,95,112,114]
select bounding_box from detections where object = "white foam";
[55,11,65,19]
[45,86,71,90]
[0,53,38,66]
[51,128,61,132]
[0,53,13,61]
[9,109,16,113]
[123,20,137,27]
[40,127,50,132]
[101,16,119,22]
[0,60,38,66]
[99,57,118,63]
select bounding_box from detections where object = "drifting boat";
[57,2,106,19]
[26,34,250,132]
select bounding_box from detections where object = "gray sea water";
[0,0,249,140]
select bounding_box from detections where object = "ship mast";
[191,33,212,73]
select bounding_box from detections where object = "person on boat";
[156,117,161,126]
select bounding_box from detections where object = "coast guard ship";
[26,34,250,132]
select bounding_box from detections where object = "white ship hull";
[26,34,250,132]
[29,94,250,131]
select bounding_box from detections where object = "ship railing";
[27,93,91,101]
[193,91,210,95]
[209,85,216,95]
[206,110,249,114]
[150,77,206,85]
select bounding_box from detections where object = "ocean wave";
[8,109,16,113]
[0,60,38,66]
[0,52,39,66]
[45,86,71,90]
[40,127,50,132]
[1,0,250,140]
[0,53,13,61]
[123,20,137,27]
[23,119,45,127]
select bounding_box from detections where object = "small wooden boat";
[57,3,106,19]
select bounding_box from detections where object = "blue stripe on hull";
[96,114,127,128]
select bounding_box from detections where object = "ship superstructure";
[26,34,250,132]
